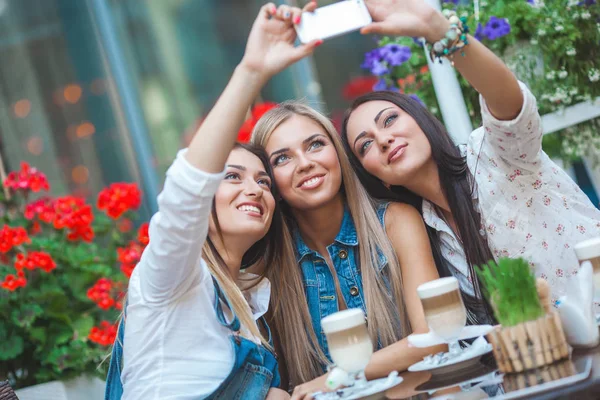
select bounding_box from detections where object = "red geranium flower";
[342,76,379,100]
[14,251,56,273]
[3,162,50,193]
[117,241,144,278]
[97,183,142,220]
[88,321,118,346]
[0,225,31,253]
[1,271,27,291]
[237,102,278,143]
[24,198,56,223]
[137,223,149,246]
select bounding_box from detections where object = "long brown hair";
[252,102,412,386]
[203,142,293,348]
[340,91,495,325]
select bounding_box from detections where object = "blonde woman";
[252,102,447,398]
[103,3,321,399]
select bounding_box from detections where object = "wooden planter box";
[486,312,570,374]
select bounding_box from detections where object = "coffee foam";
[321,308,366,333]
[417,277,459,299]
[574,237,600,260]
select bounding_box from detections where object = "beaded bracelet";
[429,11,470,65]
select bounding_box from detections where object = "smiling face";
[345,100,432,186]
[264,114,342,211]
[211,148,276,245]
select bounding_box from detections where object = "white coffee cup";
[573,237,600,299]
[417,277,467,347]
[321,308,373,374]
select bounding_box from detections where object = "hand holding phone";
[294,0,372,44]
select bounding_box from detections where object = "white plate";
[408,341,493,376]
[408,325,494,348]
[312,375,404,400]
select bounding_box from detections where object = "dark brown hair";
[340,91,495,325]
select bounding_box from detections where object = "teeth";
[301,177,321,187]
[238,205,261,214]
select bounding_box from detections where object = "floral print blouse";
[422,82,600,305]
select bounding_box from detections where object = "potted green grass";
[477,258,570,373]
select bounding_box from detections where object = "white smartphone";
[295,0,372,44]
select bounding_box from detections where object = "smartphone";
[295,0,372,44]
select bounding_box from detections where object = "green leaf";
[0,334,24,360]
[12,304,44,328]
[72,315,95,340]
[30,327,47,344]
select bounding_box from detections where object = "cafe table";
[382,344,600,399]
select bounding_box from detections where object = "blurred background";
[0,0,385,219]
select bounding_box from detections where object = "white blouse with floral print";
[422,82,600,306]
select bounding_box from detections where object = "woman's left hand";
[290,374,330,400]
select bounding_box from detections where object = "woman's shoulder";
[383,202,423,232]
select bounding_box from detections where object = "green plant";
[0,162,148,389]
[476,257,545,327]
[361,0,600,163]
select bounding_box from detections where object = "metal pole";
[424,0,473,144]
[88,0,159,213]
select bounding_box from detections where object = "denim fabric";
[294,202,391,361]
[104,277,280,400]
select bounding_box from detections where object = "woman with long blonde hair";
[252,101,446,398]
[103,3,321,399]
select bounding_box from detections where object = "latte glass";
[574,237,600,300]
[418,277,467,356]
[322,308,373,380]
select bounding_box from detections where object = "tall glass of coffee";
[321,308,373,383]
[418,277,467,356]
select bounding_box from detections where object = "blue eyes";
[384,114,397,127]
[272,139,326,167]
[358,113,398,156]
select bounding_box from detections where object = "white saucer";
[312,375,404,400]
[408,340,493,376]
[407,325,494,348]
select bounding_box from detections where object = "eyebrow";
[269,133,328,160]
[228,164,269,177]
[353,107,394,149]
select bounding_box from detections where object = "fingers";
[302,1,318,13]
[276,4,294,22]
[259,2,277,21]
[290,39,323,62]
[291,7,303,25]
[360,21,390,35]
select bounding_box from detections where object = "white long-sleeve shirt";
[121,150,271,400]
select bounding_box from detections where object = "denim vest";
[293,202,392,362]
[104,277,280,400]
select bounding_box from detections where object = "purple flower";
[482,16,511,40]
[409,94,426,107]
[380,44,412,67]
[474,23,484,41]
[443,0,459,3]
[361,48,382,70]
[373,79,390,91]
[371,61,390,76]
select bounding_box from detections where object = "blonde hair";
[251,101,412,386]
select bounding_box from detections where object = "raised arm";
[362,0,523,120]
[137,3,321,304]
